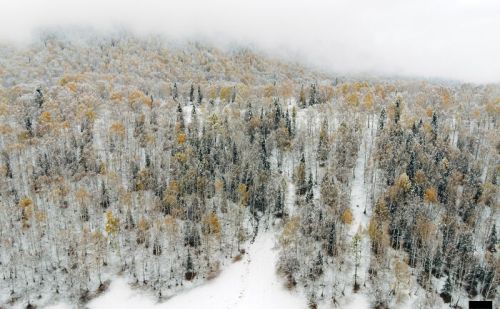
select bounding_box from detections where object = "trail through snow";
[81,228,306,309]
[341,124,372,309]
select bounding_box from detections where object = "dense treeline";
[369,98,498,307]
[0,32,498,308]
[0,33,336,307]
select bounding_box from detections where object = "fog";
[1,0,499,84]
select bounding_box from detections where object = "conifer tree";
[309,83,317,106]
[378,108,386,130]
[306,172,314,202]
[35,87,44,108]
[173,82,178,100]
[299,85,306,107]
[189,84,195,102]
[440,276,453,303]
[197,85,203,104]
[487,225,497,252]
[326,224,337,257]
[275,189,284,218]
[185,251,195,280]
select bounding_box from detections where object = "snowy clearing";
[49,228,307,309]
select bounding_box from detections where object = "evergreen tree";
[297,153,307,195]
[25,117,33,136]
[177,102,185,131]
[231,86,237,103]
[406,151,416,181]
[440,276,453,303]
[184,224,201,248]
[2,153,13,178]
[232,142,239,164]
[197,85,203,104]
[273,98,281,130]
[275,189,284,218]
[457,233,473,256]
[317,119,329,166]
[352,232,362,291]
[481,267,495,298]
[261,136,269,170]
[173,82,178,100]
[312,251,323,277]
[432,248,443,278]
[153,238,162,256]
[309,83,317,106]
[378,108,386,130]
[306,172,314,202]
[299,85,306,107]
[81,206,89,222]
[100,183,110,209]
[394,98,401,124]
[327,223,336,256]
[308,293,317,309]
[430,112,439,143]
[35,87,44,108]
[487,225,497,252]
[285,110,292,136]
[125,208,135,230]
[244,102,253,121]
[189,84,195,102]
[185,251,195,280]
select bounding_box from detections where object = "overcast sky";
[1,0,499,84]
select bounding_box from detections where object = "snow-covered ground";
[49,228,306,309]
[339,123,371,309]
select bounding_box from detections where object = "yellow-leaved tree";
[424,187,438,204]
[105,210,119,235]
[19,197,33,229]
[203,212,221,236]
[341,208,353,225]
[363,92,374,111]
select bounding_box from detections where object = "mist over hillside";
[2,0,500,83]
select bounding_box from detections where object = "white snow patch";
[182,105,193,125]
[343,123,371,309]
[50,229,306,309]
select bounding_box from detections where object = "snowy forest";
[0,32,498,309]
